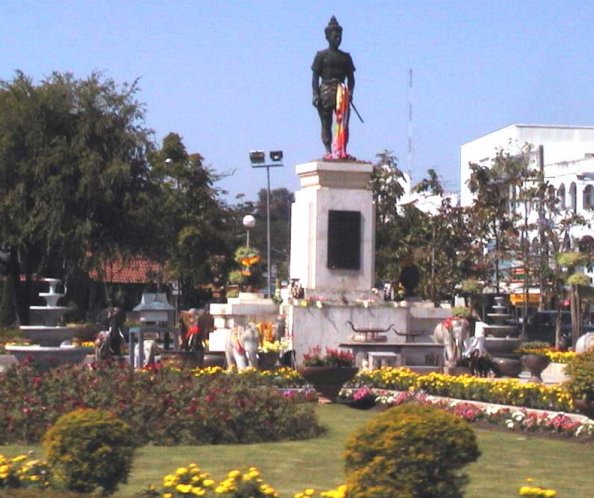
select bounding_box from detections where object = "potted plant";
[565,348,594,418]
[258,339,283,370]
[517,341,551,383]
[298,346,358,402]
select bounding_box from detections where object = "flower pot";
[258,351,280,370]
[297,366,358,402]
[492,356,523,378]
[573,399,594,419]
[521,353,550,383]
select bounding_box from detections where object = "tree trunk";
[571,285,579,349]
[8,248,30,326]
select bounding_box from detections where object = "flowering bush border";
[339,387,594,440]
[0,363,323,445]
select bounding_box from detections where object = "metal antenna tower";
[407,68,414,181]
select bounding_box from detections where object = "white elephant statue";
[576,332,594,353]
[225,321,260,370]
[433,317,471,368]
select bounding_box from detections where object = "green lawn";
[3,404,593,497]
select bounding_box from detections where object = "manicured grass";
[3,404,594,497]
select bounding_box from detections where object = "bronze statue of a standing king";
[311,16,356,160]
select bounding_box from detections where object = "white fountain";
[482,296,523,377]
[6,278,91,370]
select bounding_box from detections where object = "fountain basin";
[38,293,65,307]
[482,325,521,338]
[20,326,75,347]
[484,337,522,356]
[5,345,93,371]
[29,307,72,327]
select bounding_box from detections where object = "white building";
[461,124,594,248]
[397,171,459,215]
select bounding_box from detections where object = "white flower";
[506,419,515,429]
[485,406,500,416]
[512,411,525,421]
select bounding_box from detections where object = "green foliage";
[148,133,233,298]
[344,404,480,498]
[0,71,155,322]
[567,272,591,287]
[42,408,136,495]
[565,349,594,401]
[0,275,16,327]
[452,306,472,318]
[557,252,588,269]
[461,278,483,295]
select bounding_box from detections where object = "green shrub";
[566,349,594,401]
[344,404,480,498]
[42,408,136,496]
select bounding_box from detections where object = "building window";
[570,182,577,212]
[558,184,566,210]
[584,185,594,210]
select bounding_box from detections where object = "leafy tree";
[148,133,234,307]
[369,150,407,283]
[467,148,528,294]
[0,71,154,323]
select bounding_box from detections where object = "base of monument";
[351,333,388,343]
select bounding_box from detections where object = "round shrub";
[566,348,594,401]
[344,404,480,498]
[42,408,136,495]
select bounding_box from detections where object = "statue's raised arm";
[311,16,356,160]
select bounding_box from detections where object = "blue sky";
[2,1,594,202]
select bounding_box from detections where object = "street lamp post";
[242,214,256,248]
[249,150,284,299]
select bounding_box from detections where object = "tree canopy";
[0,71,155,322]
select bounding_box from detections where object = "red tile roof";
[89,257,170,284]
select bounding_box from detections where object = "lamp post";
[249,150,284,298]
[242,214,256,248]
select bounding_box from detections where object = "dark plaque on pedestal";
[327,210,360,270]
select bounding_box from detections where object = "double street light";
[249,150,284,299]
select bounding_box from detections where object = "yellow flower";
[176,483,192,493]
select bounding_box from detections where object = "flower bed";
[363,389,594,440]
[349,367,574,412]
[0,362,323,445]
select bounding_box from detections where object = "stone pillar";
[289,160,375,298]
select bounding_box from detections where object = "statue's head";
[324,16,342,48]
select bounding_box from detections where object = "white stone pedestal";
[289,160,375,298]
[209,294,280,353]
